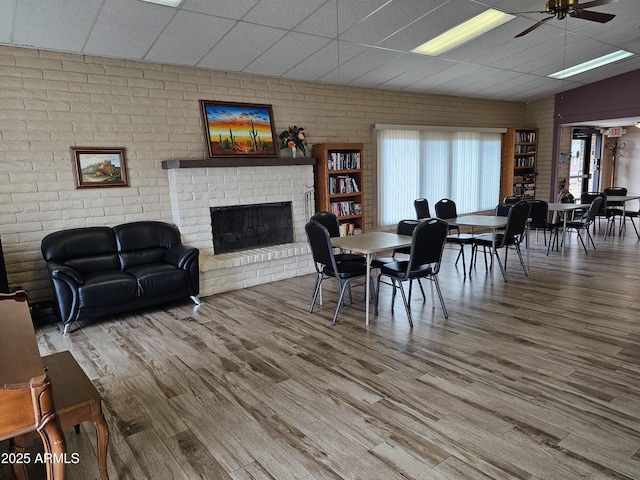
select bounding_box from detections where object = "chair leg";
[575,229,588,254]
[332,279,351,325]
[395,280,413,328]
[630,217,640,239]
[515,244,528,276]
[494,249,508,282]
[586,229,597,250]
[432,275,448,318]
[310,273,323,313]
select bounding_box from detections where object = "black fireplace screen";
[210,201,294,254]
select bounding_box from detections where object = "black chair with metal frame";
[579,192,607,233]
[503,196,520,205]
[527,199,552,247]
[622,200,640,239]
[310,211,365,263]
[375,218,449,326]
[550,196,602,254]
[472,200,531,282]
[603,187,627,238]
[414,198,431,220]
[434,198,476,277]
[305,220,374,325]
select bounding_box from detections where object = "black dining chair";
[434,198,476,277]
[472,200,531,282]
[527,199,552,247]
[305,220,374,325]
[579,192,607,233]
[310,211,365,263]
[414,198,431,219]
[603,187,627,238]
[550,196,602,254]
[375,218,449,326]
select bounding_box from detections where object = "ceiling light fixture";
[142,0,182,6]
[412,9,514,56]
[548,50,634,79]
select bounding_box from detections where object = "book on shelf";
[330,201,360,217]
[516,131,536,143]
[329,176,360,194]
[328,152,361,170]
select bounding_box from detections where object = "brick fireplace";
[164,160,316,297]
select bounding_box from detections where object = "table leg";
[95,412,110,480]
[38,416,66,480]
[561,213,569,255]
[365,253,372,326]
[490,228,496,284]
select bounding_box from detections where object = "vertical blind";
[376,126,504,227]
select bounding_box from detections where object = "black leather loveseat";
[41,221,200,334]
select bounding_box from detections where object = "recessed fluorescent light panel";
[548,50,634,79]
[142,0,182,6]
[412,9,514,56]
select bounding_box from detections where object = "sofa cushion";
[114,221,181,269]
[78,270,138,308]
[42,227,120,273]
[126,263,188,297]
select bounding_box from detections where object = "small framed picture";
[71,147,128,188]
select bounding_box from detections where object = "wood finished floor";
[2,225,640,479]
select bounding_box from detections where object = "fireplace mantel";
[162,157,316,169]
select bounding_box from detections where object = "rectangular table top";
[453,214,508,229]
[0,291,44,386]
[330,231,412,255]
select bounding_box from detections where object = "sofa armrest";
[165,244,199,296]
[48,263,84,285]
[45,262,83,326]
[165,244,198,269]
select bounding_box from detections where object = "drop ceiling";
[2,0,640,103]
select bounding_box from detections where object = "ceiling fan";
[514,0,617,38]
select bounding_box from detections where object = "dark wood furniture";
[313,142,365,236]
[500,128,538,201]
[10,351,110,480]
[0,291,66,480]
[0,236,9,293]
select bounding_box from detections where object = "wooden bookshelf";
[313,143,364,235]
[500,128,538,202]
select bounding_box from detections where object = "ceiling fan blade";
[577,0,617,9]
[515,16,554,38]
[573,9,616,23]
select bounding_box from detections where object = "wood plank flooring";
[2,225,640,479]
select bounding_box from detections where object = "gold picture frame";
[71,147,128,188]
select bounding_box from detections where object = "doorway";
[568,127,602,199]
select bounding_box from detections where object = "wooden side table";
[11,351,109,480]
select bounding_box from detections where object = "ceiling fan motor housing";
[546,0,579,19]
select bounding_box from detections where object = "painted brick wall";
[0,45,535,300]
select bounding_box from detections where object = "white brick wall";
[0,45,537,300]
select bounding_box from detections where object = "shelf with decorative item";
[278,125,307,158]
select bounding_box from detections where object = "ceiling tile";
[0,0,16,43]
[145,11,236,66]
[84,0,175,59]
[318,47,405,84]
[180,0,258,19]
[242,31,331,77]
[282,40,367,81]
[198,22,286,72]
[12,0,102,51]
[243,0,328,30]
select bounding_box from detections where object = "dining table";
[547,202,586,255]
[449,215,511,283]
[602,195,640,238]
[330,231,413,326]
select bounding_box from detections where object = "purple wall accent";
[551,68,640,198]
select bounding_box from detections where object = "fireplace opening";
[210,201,294,254]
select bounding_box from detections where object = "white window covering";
[376,127,503,227]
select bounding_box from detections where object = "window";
[376,125,504,227]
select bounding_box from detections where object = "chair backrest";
[503,196,520,205]
[528,200,549,228]
[500,200,531,246]
[396,219,420,236]
[310,211,340,238]
[603,187,627,207]
[407,218,449,275]
[495,204,511,217]
[414,198,431,219]
[434,198,457,220]
[584,196,604,225]
[581,192,606,215]
[305,220,338,273]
